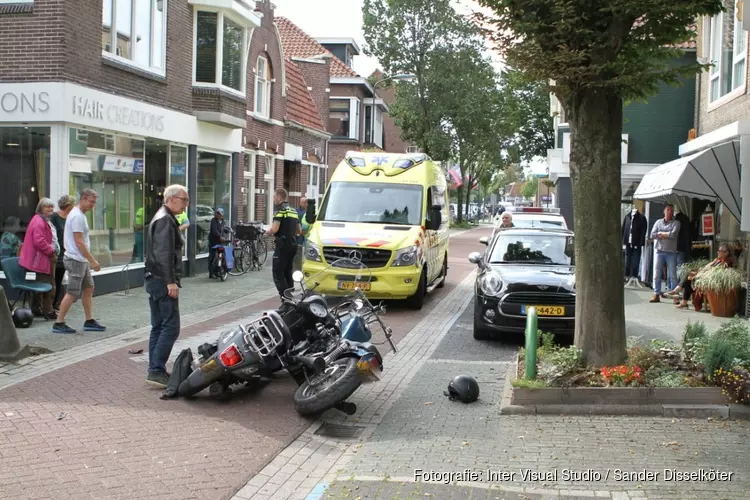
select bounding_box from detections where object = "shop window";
[194,10,249,95]
[0,127,49,268]
[68,128,145,269]
[196,151,231,254]
[101,0,166,75]
[254,56,272,117]
[328,97,360,140]
[169,144,188,257]
[706,0,747,103]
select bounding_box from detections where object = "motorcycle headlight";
[391,245,421,267]
[478,272,503,296]
[304,240,322,262]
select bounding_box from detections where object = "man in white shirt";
[53,189,106,334]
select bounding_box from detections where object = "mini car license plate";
[522,305,565,316]
[337,281,371,291]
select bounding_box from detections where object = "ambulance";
[302,151,450,310]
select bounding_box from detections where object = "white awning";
[633,140,741,221]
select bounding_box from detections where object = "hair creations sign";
[71,95,165,134]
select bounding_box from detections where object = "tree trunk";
[456,184,464,223]
[566,89,627,367]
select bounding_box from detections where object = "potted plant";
[693,265,744,317]
[677,259,710,281]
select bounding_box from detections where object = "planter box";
[510,386,727,406]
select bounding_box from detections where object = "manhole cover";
[314,423,365,439]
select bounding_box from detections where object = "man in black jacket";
[143,184,188,388]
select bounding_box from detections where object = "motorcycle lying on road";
[177,256,397,417]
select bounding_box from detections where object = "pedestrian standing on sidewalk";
[265,188,301,299]
[50,195,75,312]
[294,196,310,272]
[649,205,681,303]
[143,184,188,387]
[53,189,106,334]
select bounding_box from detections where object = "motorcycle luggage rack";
[240,311,288,359]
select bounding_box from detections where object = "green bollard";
[524,306,538,380]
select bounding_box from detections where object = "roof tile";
[275,17,360,78]
[284,58,327,132]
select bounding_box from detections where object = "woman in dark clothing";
[50,195,76,311]
[672,244,735,309]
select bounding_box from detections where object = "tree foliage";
[498,69,555,163]
[363,0,508,221]
[475,0,724,366]
[520,178,538,199]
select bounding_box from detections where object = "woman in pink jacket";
[19,198,57,320]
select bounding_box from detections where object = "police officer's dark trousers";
[272,236,297,296]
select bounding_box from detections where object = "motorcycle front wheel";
[293,357,362,417]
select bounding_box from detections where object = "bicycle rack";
[115,262,132,296]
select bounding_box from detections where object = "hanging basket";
[705,288,738,317]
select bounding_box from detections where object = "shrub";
[651,371,686,387]
[682,320,709,362]
[627,346,665,372]
[710,318,750,367]
[511,378,548,389]
[712,367,750,405]
[701,338,740,378]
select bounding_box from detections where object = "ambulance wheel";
[406,268,426,310]
[437,254,448,289]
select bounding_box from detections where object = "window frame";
[192,8,251,98]
[328,97,361,140]
[243,150,256,222]
[705,1,748,108]
[101,0,168,77]
[254,56,272,117]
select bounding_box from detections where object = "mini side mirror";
[292,270,304,283]
[479,236,489,245]
[468,251,483,265]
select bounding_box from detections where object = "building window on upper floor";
[706,0,747,103]
[194,10,250,96]
[329,97,360,140]
[254,56,272,117]
[101,0,167,76]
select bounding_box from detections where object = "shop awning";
[633,140,741,221]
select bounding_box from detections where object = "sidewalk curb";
[498,366,750,420]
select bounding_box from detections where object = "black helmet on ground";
[445,374,479,404]
[12,307,34,328]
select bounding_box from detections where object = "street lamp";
[369,73,416,147]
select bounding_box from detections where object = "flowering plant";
[600,364,642,387]
[712,367,750,405]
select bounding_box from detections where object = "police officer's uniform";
[272,201,300,296]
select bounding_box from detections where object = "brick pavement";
[231,261,749,500]
[0,227,487,500]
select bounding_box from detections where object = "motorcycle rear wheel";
[293,357,362,417]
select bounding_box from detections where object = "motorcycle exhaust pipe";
[292,355,326,372]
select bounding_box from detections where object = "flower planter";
[510,386,728,406]
[706,288,738,318]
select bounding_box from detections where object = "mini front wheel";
[293,358,362,417]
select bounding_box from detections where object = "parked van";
[302,151,450,309]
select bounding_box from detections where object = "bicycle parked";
[210,227,235,281]
[228,221,268,276]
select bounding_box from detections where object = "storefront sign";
[701,213,714,236]
[102,156,144,174]
[72,96,165,134]
[0,91,51,115]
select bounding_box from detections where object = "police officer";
[265,188,301,297]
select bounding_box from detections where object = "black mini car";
[469,227,575,340]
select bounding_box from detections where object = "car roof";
[493,227,574,237]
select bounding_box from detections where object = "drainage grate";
[314,422,365,439]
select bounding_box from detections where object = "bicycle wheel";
[253,238,268,267]
[228,244,251,276]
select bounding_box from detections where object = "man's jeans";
[653,250,678,295]
[146,278,180,374]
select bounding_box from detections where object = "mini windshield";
[489,234,574,265]
[318,182,423,225]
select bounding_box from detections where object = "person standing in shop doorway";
[143,184,188,387]
[53,189,106,334]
